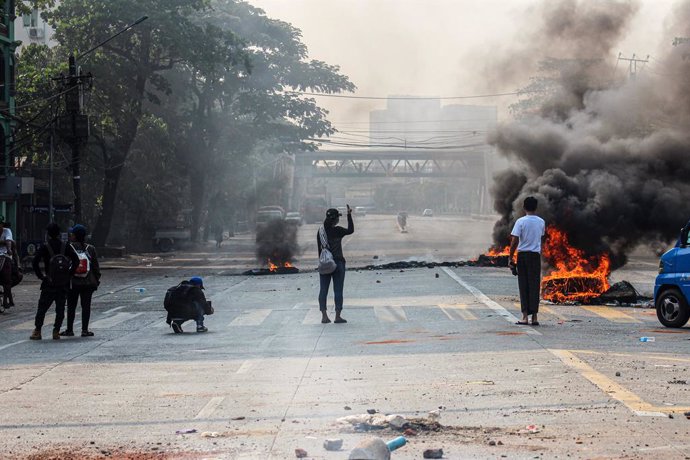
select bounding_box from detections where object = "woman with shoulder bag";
[317,205,354,324]
[60,224,101,337]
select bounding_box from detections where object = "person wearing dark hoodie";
[61,224,101,337]
[30,223,80,340]
[317,205,354,324]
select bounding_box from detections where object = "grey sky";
[251,0,678,126]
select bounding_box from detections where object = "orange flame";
[268,259,295,272]
[541,227,610,303]
[486,245,510,257]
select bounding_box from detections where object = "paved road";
[0,215,682,459]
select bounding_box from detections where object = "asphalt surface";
[1,214,687,459]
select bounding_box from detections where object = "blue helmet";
[189,276,204,289]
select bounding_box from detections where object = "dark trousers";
[67,287,94,332]
[172,301,205,327]
[517,251,541,316]
[35,288,67,330]
[319,260,346,312]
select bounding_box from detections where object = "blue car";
[655,222,690,327]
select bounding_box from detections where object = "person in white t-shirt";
[0,220,13,255]
[509,196,546,326]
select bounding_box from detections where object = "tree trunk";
[92,160,124,247]
[189,167,206,242]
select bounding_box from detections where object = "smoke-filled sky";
[252,0,676,124]
[253,0,690,270]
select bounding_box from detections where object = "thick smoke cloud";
[255,220,300,266]
[490,0,690,269]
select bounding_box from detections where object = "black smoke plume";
[489,0,690,269]
[255,220,300,266]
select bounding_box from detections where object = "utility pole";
[618,54,649,80]
[53,16,147,223]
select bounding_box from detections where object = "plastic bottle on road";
[135,287,146,293]
[639,336,655,342]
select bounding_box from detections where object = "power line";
[295,91,526,101]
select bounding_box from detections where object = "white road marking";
[11,313,54,331]
[89,312,143,329]
[302,310,323,325]
[441,267,540,335]
[439,303,477,321]
[194,396,225,419]
[137,296,156,303]
[236,361,253,374]
[102,306,127,315]
[229,309,272,326]
[0,340,26,351]
[374,305,408,322]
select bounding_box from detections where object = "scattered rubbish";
[367,409,378,414]
[388,415,406,429]
[488,440,497,446]
[423,448,444,459]
[295,447,308,458]
[525,424,541,433]
[427,409,442,421]
[344,406,352,411]
[598,281,642,304]
[348,436,392,460]
[403,428,417,436]
[684,411,690,420]
[615,372,621,377]
[386,436,407,451]
[135,288,146,293]
[669,379,687,385]
[467,380,494,385]
[639,337,656,342]
[669,414,674,419]
[200,432,219,438]
[373,255,379,260]
[230,416,246,420]
[435,273,439,278]
[324,438,344,451]
[557,320,565,325]
[175,428,197,434]
[376,280,381,283]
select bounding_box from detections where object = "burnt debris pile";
[251,219,300,275]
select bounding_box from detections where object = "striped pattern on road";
[229,309,272,326]
[374,305,408,322]
[439,303,477,320]
[582,306,642,323]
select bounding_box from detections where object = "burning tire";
[656,288,690,328]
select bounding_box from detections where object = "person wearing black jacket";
[61,224,101,337]
[30,223,80,341]
[317,205,354,324]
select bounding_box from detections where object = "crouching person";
[164,276,212,333]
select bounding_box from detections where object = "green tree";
[164,0,355,240]
[46,0,217,246]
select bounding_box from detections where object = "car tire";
[158,238,174,253]
[656,287,690,328]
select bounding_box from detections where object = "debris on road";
[174,428,197,434]
[423,448,444,458]
[639,337,655,342]
[598,281,643,304]
[295,447,309,458]
[230,416,246,420]
[524,424,541,434]
[615,372,621,377]
[367,409,378,414]
[669,379,687,385]
[348,437,391,460]
[200,431,219,438]
[324,438,344,451]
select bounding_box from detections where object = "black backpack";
[164,282,195,313]
[46,242,71,287]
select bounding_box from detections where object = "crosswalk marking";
[439,303,477,320]
[229,309,272,326]
[194,396,224,419]
[582,306,642,323]
[374,306,407,322]
[90,312,144,329]
[11,313,54,331]
[302,310,324,325]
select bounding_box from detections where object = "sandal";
[531,322,540,326]
[81,331,94,337]
[59,330,75,337]
[515,321,529,325]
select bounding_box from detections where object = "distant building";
[369,97,504,214]
[15,5,56,48]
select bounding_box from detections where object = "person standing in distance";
[317,205,354,324]
[509,196,545,326]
